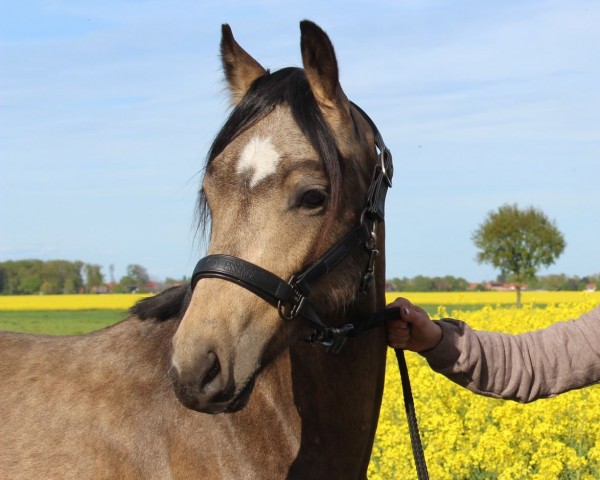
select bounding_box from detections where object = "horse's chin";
[196,375,257,415]
[222,375,257,413]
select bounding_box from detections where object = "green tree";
[0,265,5,293]
[9,260,43,294]
[41,260,84,294]
[21,274,43,294]
[115,264,150,292]
[84,264,105,292]
[472,204,566,306]
[114,275,136,293]
[127,264,150,290]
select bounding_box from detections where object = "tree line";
[527,273,599,291]
[386,273,598,292]
[0,260,184,295]
[0,260,86,295]
[387,275,470,292]
[1,259,597,295]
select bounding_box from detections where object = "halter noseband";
[190,103,394,353]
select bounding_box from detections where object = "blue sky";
[1,0,599,282]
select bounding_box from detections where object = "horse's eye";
[300,189,327,209]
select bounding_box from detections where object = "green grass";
[0,310,127,335]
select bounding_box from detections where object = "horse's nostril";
[200,352,221,393]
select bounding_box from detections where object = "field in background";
[0,293,151,311]
[0,293,151,334]
[1,290,599,311]
[385,290,600,308]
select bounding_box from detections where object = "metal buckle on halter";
[360,247,379,293]
[277,277,305,321]
[277,295,305,321]
[359,219,379,293]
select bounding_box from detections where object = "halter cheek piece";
[190,103,397,353]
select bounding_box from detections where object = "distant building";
[484,281,528,291]
[91,284,111,294]
[143,281,162,293]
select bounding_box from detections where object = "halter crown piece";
[190,103,396,353]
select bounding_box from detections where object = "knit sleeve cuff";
[420,319,465,371]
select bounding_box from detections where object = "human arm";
[387,299,600,403]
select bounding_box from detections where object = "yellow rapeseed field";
[385,290,600,307]
[371,299,600,480]
[0,294,151,310]
[2,290,598,311]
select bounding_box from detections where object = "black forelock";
[196,67,343,236]
[206,67,340,167]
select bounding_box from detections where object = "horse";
[0,20,392,479]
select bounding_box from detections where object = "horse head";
[169,21,388,414]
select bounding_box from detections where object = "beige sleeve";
[421,306,600,403]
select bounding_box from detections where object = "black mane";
[130,285,191,322]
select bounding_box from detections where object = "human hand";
[386,297,442,352]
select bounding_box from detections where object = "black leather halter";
[190,103,394,352]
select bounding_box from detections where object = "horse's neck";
[284,300,388,478]
[284,245,389,478]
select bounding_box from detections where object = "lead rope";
[395,348,429,480]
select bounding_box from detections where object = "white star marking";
[237,136,281,188]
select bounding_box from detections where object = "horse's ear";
[221,24,267,105]
[300,20,352,136]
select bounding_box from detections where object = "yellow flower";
[371,301,600,479]
[0,294,151,311]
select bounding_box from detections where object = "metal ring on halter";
[277,276,305,321]
[277,299,297,321]
[379,148,393,187]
